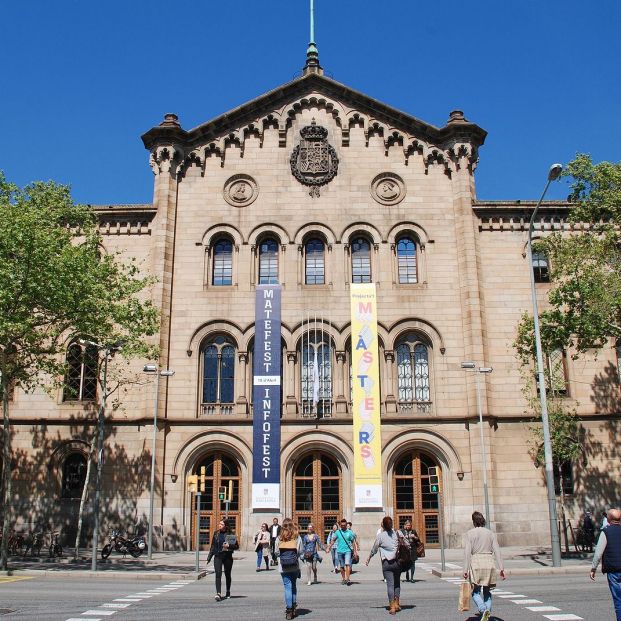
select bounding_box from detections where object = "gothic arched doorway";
[191,452,241,551]
[292,452,342,541]
[393,450,443,547]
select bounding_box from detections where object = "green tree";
[516,154,621,357]
[0,173,158,570]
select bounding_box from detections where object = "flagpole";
[310,0,315,44]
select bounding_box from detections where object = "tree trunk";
[73,432,96,560]
[1,364,12,571]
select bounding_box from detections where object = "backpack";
[279,541,299,572]
[396,531,411,569]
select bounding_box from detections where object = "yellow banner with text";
[350,283,383,508]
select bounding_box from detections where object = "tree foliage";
[516,154,621,359]
[0,172,159,569]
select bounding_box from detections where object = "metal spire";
[304,0,322,75]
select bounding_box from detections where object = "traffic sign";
[430,484,439,493]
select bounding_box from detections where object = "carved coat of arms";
[290,120,339,197]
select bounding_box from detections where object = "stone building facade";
[5,54,620,551]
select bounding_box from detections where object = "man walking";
[269,517,281,565]
[327,518,358,586]
[590,508,621,621]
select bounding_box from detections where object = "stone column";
[285,351,298,416]
[384,350,397,413]
[236,352,248,415]
[334,350,348,414]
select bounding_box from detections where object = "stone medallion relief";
[223,174,259,207]
[370,173,406,206]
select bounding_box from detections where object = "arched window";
[63,341,98,401]
[61,452,87,498]
[258,238,279,284]
[351,237,371,283]
[300,330,332,417]
[397,236,417,284]
[201,336,236,415]
[533,251,550,283]
[212,238,233,286]
[396,335,431,411]
[305,238,325,285]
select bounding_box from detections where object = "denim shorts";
[337,551,352,567]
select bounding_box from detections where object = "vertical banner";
[350,283,383,508]
[252,285,281,510]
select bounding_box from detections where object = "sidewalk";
[1,545,593,580]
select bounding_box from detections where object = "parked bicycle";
[101,529,146,559]
[24,531,43,556]
[0,530,25,555]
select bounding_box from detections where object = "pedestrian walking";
[275,517,304,620]
[366,516,409,615]
[602,510,610,531]
[302,523,325,585]
[590,508,621,621]
[254,522,271,571]
[327,517,359,586]
[463,511,506,621]
[583,510,596,552]
[326,523,340,574]
[206,519,239,601]
[401,519,421,582]
[270,517,282,565]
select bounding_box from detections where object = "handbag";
[415,540,425,558]
[458,581,471,612]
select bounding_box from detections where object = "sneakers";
[214,594,222,601]
[307,581,311,586]
[225,592,231,599]
[481,611,491,621]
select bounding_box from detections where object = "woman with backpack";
[276,518,304,620]
[254,522,271,571]
[365,516,410,615]
[302,523,326,585]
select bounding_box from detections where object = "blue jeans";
[331,547,339,570]
[608,572,621,621]
[281,572,298,609]
[256,549,263,568]
[472,585,492,613]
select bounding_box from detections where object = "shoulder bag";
[337,529,359,564]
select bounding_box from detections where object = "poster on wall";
[252,285,282,510]
[350,283,383,508]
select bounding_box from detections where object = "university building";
[6,49,620,551]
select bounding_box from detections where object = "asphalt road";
[0,560,614,621]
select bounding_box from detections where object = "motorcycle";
[101,529,147,559]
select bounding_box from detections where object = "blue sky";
[2,0,618,204]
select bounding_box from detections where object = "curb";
[432,565,590,578]
[1,569,206,581]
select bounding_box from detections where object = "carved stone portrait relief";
[290,119,339,197]
[370,172,406,206]
[223,174,258,207]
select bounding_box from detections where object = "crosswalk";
[416,561,584,621]
[64,579,193,621]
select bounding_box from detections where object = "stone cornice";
[141,73,487,156]
[474,200,581,232]
[91,204,156,236]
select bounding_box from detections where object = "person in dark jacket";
[401,519,421,582]
[270,517,282,565]
[590,508,621,621]
[206,519,239,601]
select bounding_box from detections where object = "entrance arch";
[191,452,241,551]
[292,452,342,541]
[393,450,443,547]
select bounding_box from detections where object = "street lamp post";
[80,339,124,572]
[461,362,493,525]
[143,364,175,560]
[527,163,564,567]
